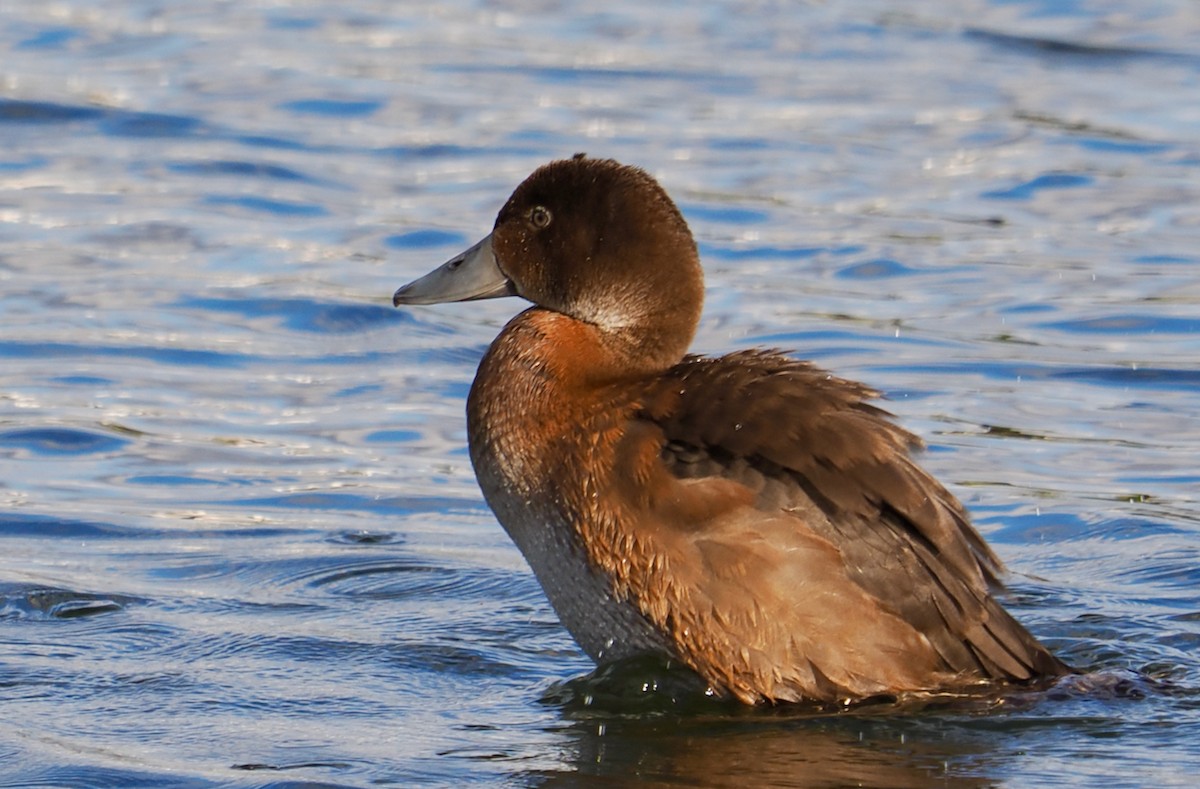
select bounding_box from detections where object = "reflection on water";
[540,716,1003,789]
[1,0,1198,786]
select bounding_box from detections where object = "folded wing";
[629,350,1064,702]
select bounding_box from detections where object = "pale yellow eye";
[529,206,552,229]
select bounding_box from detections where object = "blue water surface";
[1,1,1199,787]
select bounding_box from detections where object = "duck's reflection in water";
[533,713,1000,789]
[523,657,1022,788]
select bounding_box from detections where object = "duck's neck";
[467,310,627,493]
[573,266,704,378]
[463,307,682,664]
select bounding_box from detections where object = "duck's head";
[394,155,705,372]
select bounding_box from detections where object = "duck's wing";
[632,349,1064,701]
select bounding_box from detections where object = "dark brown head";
[394,156,705,372]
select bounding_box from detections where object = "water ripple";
[1041,314,1199,335]
[281,98,384,117]
[872,361,1200,392]
[982,173,1093,200]
[0,98,102,124]
[304,559,521,602]
[203,195,328,217]
[0,584,143,620]
[0,427,130,457]
[965,28,1199,65]
[177,296,409,334]
[0,513,137,540]
[385,229,469,250]
[166,159,320,183]
[229,492,484,516]
[14,765,217,789]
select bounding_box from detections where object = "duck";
[392,154,1069,704]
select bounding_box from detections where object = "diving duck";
[392,155,1067,704]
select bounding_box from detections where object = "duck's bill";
[392,233,517,306]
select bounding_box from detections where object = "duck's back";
[632,349,1068,700]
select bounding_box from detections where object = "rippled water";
[2,0,1199,786]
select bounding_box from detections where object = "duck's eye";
[529,206,552,229]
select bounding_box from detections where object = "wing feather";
[631,349,1064,698]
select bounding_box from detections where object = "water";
[1,0,1198,785]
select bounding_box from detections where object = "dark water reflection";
[539,717,1000,788]
[529,659,1178,787]
[2,0,1199,786]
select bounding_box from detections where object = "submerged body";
[393,155,1068,704]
